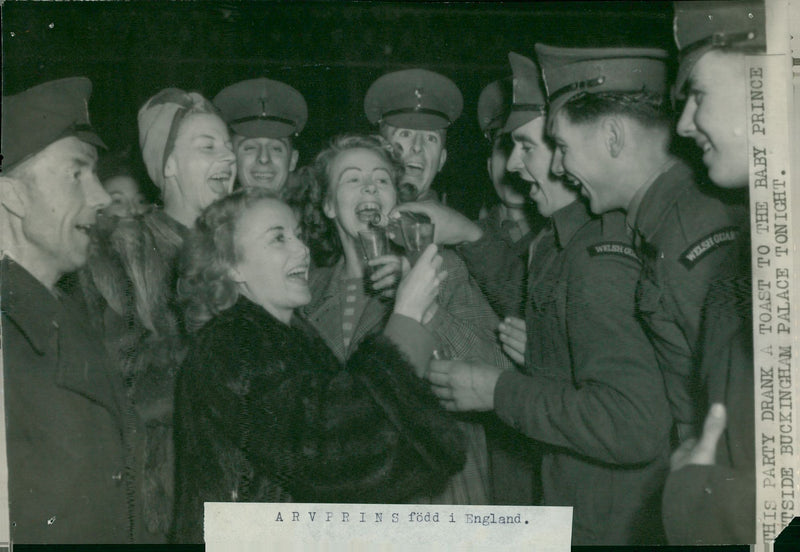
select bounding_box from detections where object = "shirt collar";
[497,204,532,238]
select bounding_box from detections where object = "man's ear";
[437,148,448,172]
[289,149,299,173]
[602,116,624,158]
[0,177,28,219]
[486,157,492,179]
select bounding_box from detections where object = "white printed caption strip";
[204,503,572,552]
[751,2,799,548]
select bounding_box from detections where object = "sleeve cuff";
[493,370,532,426]
[384,313,437,376]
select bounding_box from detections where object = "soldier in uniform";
[214,77,307,193]
[402,52,672,545]
[538,44,746,447]
[661,1,765,544]
[475,76,545,317]
[364,68,462,203]
[0,78,134,543]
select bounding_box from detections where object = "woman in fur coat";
[171,187,465,543]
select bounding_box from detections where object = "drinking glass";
[358,228,388,276]
[400,218,435,266]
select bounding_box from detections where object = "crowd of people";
[0,1,764,545]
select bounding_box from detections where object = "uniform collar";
[551,199,592,249]
[1,256,61,355]
[629,159,694,241]
[625,157,679,231]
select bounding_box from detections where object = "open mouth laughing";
[249,170,277,184]
[404,160,425,179]
[285,263,310,283]
[209,170,233,194]
[355,201,383,224]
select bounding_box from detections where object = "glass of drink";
[358,227,389,276]
[400,218,435,266]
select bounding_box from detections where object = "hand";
[393,244,448,323]
[426,359,502,412]
[670,403,726,472]
[498,317,527,365]
[367,254,402,297]
[390,201,483,245]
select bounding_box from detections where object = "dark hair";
[560,91,672,129]
[294,134,403,267]
[97,146,160,204]
[178,186,281,332]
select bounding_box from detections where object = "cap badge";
[259,96,268,117]
[414,87,423,109]
[549,75,606,105]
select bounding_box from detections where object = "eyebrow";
[191,134,220,141]
[71,155,96,168]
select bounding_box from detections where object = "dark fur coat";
[172,297,466,543]
[77,208,188,540]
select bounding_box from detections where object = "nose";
[411,133,423,153]
[86,174,112,211]
[550,148,565,177]
[363,176,378,193]
[292,234,311,258]
[220,142,236,165]
[506,143,524,174]
[676,97,697,138]
[258,143,271,164]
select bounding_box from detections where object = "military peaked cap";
[364,69,463,131]
[535,44,669,117]
[673,1,766,98]
[2,77,106,170]
[214,78,307,139]
[503,51,548,134]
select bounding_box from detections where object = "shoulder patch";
[586,241,640,263]
[679,226,740,269]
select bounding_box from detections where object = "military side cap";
[213,78,307,139]
[503,52,548,134]
[2,77,106,170]
[477,77,512,140]
[673,1,766,98]
[364,69,463,131]
[535,44,669,117]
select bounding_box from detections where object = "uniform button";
[112,471,123,485]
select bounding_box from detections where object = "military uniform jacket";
[1,258,131,543]
[662,230,754,545]
[631,160,746,432]
[475,205,543,318]
[463,200,672,544]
